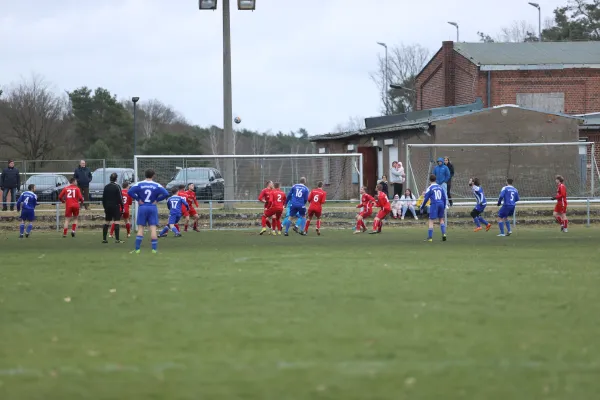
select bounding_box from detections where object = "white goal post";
[133,153,364,202]
[405,142,599,199]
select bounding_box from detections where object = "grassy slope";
[1,227,599,399]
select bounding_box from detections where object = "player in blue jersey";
[496,178,520,237]
[285,177,309,236]
[159,187,189,238]
[127,169,169,253]
[420,174,447,242]
[16,184,38,239]
[282,203,300,233]
[469,177,492,232]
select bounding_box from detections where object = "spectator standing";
[1,160,21,211]
[389,161,406,198]
[444,157,455,206]
[74,160,92,210]
[400,189,418,220]
[433,157,450,206]
[378,175,389,198]
[391,194,402,219]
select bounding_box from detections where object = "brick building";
[416,41,600,114]
[311,105,591,199]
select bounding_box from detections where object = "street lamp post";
[132,97,139,157]
[447,21,459,42]
[199,0,255,207]
[377,42,388,114]
[528,2,542,41]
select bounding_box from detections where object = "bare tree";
[139,99,186,138]
[371,43,430,115]
[332,116,365,133]
[0,75,67,160]
[498,20,538,42]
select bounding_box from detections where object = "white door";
[377,148,383,179]
[388,146,399,168]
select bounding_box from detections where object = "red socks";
[193,221,198,230]
[316,220,321,229]
[304,219,311,233]
[71,224,77,232]
[126,223,131,234]
[63,228,68,236]
[184,224,188,232]
[110,223,115,235]
[556,216,569,228]
[261,215,267,228]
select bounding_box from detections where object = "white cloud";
[1,0,568,135]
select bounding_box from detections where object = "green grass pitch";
[1,226,600,399]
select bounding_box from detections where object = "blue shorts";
[168,214,181,225]
[475,204,487,213]
[20,209,35,221]
[137,206,159,227]
[289,205,306,217]
[498,205,515,219]
[429,203,446,220]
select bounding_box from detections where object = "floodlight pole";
[222,0,235,208]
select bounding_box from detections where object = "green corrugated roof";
[454,42,600,69]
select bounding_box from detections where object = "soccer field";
[1,227,600,399]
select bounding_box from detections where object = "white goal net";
[406,142,599,199]
[133,154,363,201]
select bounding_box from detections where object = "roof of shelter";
[310,104,583,142]
[453,42,600,71]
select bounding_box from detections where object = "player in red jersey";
[110,181,133,238]
[355,186,375,234]
[258,180,274,235]
[176,184,188,232]
[369,183,391,234]
[184,183,200,232]
[304,181,327,235]
[58,177,84,238]
[265,182,286,235]
[552,175,568,232]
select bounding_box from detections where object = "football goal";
[405,142,599,199]
[133,153,364,202]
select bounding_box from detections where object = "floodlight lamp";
[132,97,140,103]
[199,0,218,10]
[238,0,256,10]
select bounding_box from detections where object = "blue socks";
[441,224,446,235]
[135,235,143,250]
[171,226,180,235]
[284,219,291,233]
[474,218,481,228]
[151,239,158,251]
[505,220,511,233]
[160,226,169,236]
[26,224,32,234]
[19,224,24,235]
[479,216,489,226]
[499,222,505,234]
[428,228,433,239]
[297,217,305,230]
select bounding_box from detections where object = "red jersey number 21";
[67,189,76,198]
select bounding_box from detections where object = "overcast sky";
[1,0,568,135]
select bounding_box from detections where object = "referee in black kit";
[102,172,125,244]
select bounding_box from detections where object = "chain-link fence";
[406,142,599,199]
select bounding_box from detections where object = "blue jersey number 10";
[434,189,442,200]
